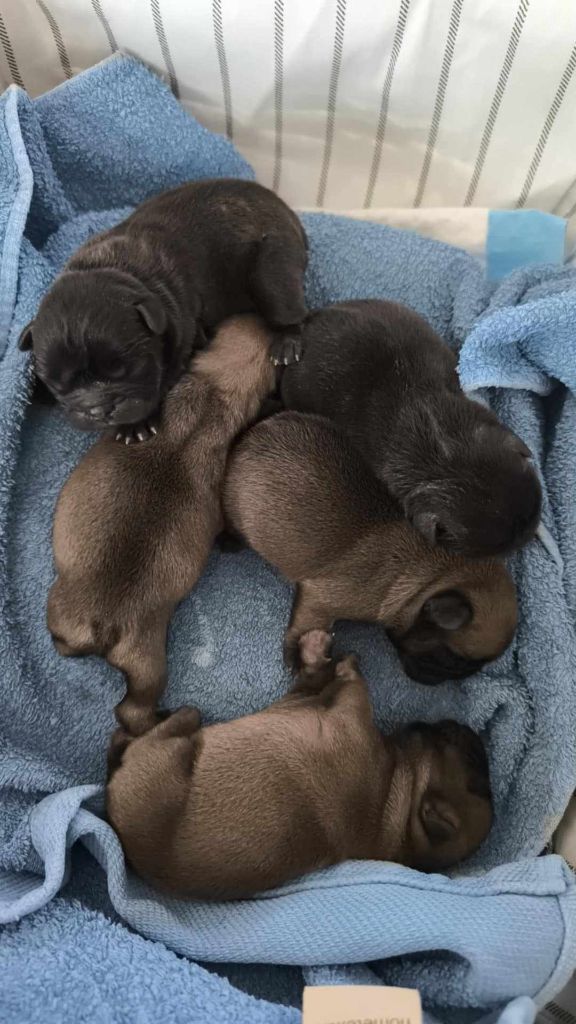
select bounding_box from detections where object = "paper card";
[302,985,422,1024]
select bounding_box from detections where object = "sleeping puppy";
[280,299,541,559]
[106,629,493,899]
[223,412,517,683]
[20,179,307,441]
[47,315,276,736]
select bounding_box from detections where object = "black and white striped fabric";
[0,0,575,215]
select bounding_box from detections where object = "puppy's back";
[108,691,383,899]
[54,314,276,566]
[224,412,399,579]
[281,299,459,415]
[52,315,276,620]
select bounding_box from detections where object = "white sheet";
[0,0,575,214]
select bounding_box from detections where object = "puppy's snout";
[400,649,486,685]
[421,720,491,796]
[69,389,117,420]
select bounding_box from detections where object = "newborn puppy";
[223,412,517,683]
[48,315,276,736]
[106,630,493,899]
[280,300,541,558]
[20,179,307,440]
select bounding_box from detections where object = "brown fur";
[106,630,492,899]
[223,413,517,683]
[48,315,276,734]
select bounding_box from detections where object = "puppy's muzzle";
[64,388,159,430]
[400,649,486,685]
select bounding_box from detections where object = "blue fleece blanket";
[1,54,576,1023]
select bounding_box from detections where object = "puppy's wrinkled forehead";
[33,275,159,386]
[36,304,138,383]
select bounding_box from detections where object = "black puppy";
[20,178,308,441]
[280,299,541,558]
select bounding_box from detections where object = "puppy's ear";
[411,510,442,546]
[135,296,167,335]
[420,795,459,843]
[18,321,34,351]
[422,590,472,631]
[404,489,455,548]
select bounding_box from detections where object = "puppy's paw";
[115,699,161,737]
[269,331,304,367]
[115,419,158,445]
[51,635,80,658]
[335,654,360,680]
[299,629,333,670]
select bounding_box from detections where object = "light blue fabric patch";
[487,210,566,281]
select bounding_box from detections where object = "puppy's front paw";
[335,654,360,680]
[115,419,158,445]
[299,629,333,670]
[269,331,304,367]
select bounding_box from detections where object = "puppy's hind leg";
[148,706,202,740]
[288,633,372,720]
[108,618,169,737]
[329,656,374,725]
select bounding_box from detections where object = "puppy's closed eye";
[105,363,128,381]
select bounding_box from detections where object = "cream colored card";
[302,985,422,1024]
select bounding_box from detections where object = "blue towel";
[1,54,576,1022]
[0,897,298,1024]
[0,896,539,1024]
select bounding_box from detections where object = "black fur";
[21,179,308,435]
[281,299,541,558]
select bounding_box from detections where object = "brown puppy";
[106,630,493,899]
[223,412,517,684]
[48,315,276,735]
